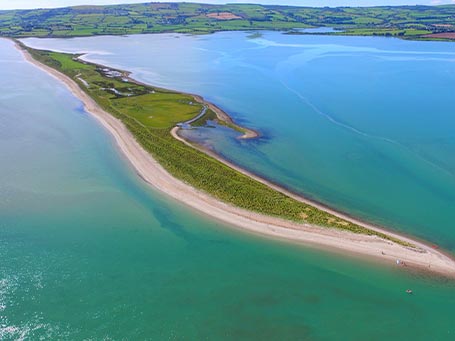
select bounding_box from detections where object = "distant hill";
[1,2,454,40]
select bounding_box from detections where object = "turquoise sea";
[1,32,455,339]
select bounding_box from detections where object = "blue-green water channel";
[1,33,454,339]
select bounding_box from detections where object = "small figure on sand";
[396,259,407,267]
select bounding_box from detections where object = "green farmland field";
[1,3,455,40]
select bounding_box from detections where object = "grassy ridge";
[23,44,412,246]
[1,3,455,40]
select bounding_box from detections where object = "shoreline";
[15,40,455,278]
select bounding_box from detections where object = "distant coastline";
[15,39,455,278]
[2,3,455,41]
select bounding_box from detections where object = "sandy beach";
[17,42,455,278]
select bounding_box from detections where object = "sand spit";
[17,42,455,278]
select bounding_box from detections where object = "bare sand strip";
[17,43,455,278]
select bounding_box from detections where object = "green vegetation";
[1,3,455,40]
[192,108,250,135]
[191,108,217,127]
[21,43,413,247]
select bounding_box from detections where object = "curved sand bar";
[17,43,455,278]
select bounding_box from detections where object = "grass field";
[1,3,455,40]
[20,43,412,247]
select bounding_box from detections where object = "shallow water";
[1,34,455,339]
